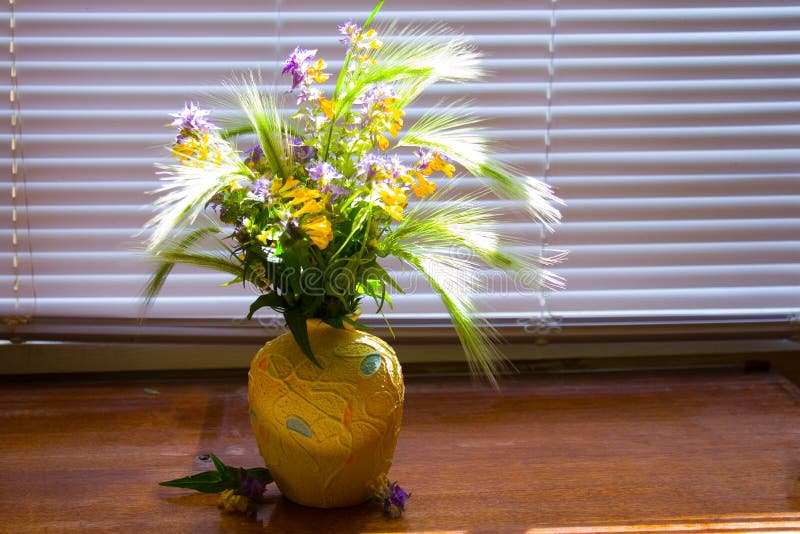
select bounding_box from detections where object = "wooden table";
[2,366,800,533]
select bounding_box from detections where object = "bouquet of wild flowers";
[143,2,561,383]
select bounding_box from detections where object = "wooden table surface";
[2,366,800,533]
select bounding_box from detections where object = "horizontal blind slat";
[5,217,800,251]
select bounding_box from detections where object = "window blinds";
[2,0,799,347]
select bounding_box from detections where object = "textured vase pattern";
[248,320,404,508]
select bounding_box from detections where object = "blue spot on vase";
[360,353,382,376]
[286,416,312,439]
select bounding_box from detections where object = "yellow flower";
[383,204,404,221]
[256,230,271,245]
[282,186,324,217]
[368,106,403,150]
[217,489,249,513]
[302,215,333,249]
[363,29,383,49]
[411,172,436,198]
[284,187,321,206]
[353,28,383,53]
[377,184,407,221]
[378,184,407,206]
[388,109,404,138]
[171,131,220,167]
[293,198,324,217]
[377,135,390,151]
[171,141,194,163]
[317,98,335,119]
[270,176,300,197]
[388,121,403,139]
[280,176,301,193]
[308,58,330,83]
[227,177,245,191]
[270,179,282,196]
[429,153,455,178]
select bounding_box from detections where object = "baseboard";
[1,337,795,376]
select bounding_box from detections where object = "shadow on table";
[256,494,407,534]
[165,491,407,533]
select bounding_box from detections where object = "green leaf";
[141,225,225,310]
[220,275,243,287]
[376,285,392,313]
[159,470,228,494]
[210,453,228,477]
[159,456,273,495]
[284,309,321,368]
[322,316,345,330]
[246,292,285,320]
[342,315,369,331]
[363,0,384,30]
[220,124,254,139]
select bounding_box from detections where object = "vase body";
[248,320,404,508]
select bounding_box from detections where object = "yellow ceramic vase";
[247,320,404,508]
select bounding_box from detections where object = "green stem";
[330,201,370,263]
[322,0,384,161]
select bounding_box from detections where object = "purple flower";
[382,481,409,518]
[358,83,396,107]
[169,102,216,141]
[296,86,322,105]
[355,153,406,184]
[244,145,264,166]
[415,148,431,164]
[289,137,317,164]
[414,148,434,171]
[306,161,343,182]
[384,154,406,180]
[322,182,347,200]
[306,162,346,200]
[295,145,317,164]
[248,177,271,202]
[338,20,361,46]
[282,47,318,91]
[355,153,385,180]
[356,84,399,127]
[238,472,266,503]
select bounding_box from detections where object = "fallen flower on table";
[161,454,410,518]
[374,475,410,518]
[159,453,271,513]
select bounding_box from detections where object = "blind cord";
[5,0,36,341]
[527,0,562,343]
